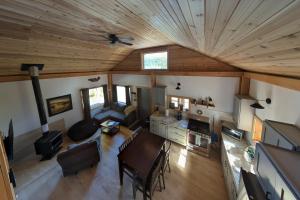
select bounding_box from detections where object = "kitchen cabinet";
[150,115,187,146]
[255,143,299,200]
[159,122,168,138]
[167,126,187,146]
[150,117,159,134]
[221,142,237,200]
[262,120,300,151]
[233,95,255,132]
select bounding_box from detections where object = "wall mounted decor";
[47,94,73,117]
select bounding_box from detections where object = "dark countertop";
[258,143,300,199]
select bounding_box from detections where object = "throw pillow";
[124,105,136,115]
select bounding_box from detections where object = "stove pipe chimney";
[21,64,49,134]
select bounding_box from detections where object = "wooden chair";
[132,152,164,200]
[158,140,171,189]
[163,140,171,173]
[119,137,133,153]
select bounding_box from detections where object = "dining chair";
[119,136,133,153]
[132,126,143,138]
[132,152,164,200]
[163,140,171,173]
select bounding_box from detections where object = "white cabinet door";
[256,150,277,199]
[167,126,186,146]
[275,174,297,200]
[159,123,167,138]
[150,118,159,134]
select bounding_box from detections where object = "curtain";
[112,85,117,103]
[102,85,109,107]
[125,86,131,105]
[81,88,91,120]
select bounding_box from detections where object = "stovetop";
[187,118,210,135]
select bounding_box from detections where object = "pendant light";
[250,98,272,109]
[175,82,181,90]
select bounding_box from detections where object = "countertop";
[150,114,188,130]
[221,133,255,190]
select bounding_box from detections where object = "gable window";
[142,51,168,70]
[169,96,190,111]
[89,87,104,109]
[116,85,126,104]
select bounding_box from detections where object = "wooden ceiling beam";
[0,71,108,83]
[244,72,300,91]
[108,70,243,77]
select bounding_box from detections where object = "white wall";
[0,75,107,137]
[112,74,151,87]
[250,80,300,126]
[157,76,240,113]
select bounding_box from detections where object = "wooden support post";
[239,75,250,95]
[151,74,156,87]
[107,74,113,105]
[150,74,156,113]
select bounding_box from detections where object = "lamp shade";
[250,102,264,109]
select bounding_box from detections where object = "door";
[137,87,151,120]
[0,136,15,200]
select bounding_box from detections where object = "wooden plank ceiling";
[0,0,300,78]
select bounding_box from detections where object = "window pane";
[171,97,179,108]
[117,86,126,104]
[183,98,189,111]
[143,51,168,70]
[89,87,104,108]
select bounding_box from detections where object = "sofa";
[92,102,137,127]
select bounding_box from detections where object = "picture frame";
[46,94,73,117]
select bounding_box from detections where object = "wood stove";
[21,64,63,160]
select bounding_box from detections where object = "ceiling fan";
[102,34,134,46]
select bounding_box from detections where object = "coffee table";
[100,120,120,135]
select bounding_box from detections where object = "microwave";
[221,121,244,141]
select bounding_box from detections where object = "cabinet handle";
[280,189,284,200]
[266,191,272,200]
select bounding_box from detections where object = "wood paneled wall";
[112,45,240,72]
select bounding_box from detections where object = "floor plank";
[17,127,228,200]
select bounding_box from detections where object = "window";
[143,51,168,70]
[169,96,190,111]
[252,115,263,142]
[116,86,126,104]
[89,87,104,109]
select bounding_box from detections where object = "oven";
[187,118,211,157]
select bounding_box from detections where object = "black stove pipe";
[31,76,47,127]
[21,64,49,134]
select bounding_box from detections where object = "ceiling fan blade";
[118,40,133,46]
[118,36,134,41]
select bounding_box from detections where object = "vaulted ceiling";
[0,0,300,78]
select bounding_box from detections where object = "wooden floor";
[17,127,228,200]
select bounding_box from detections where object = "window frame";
[88,86,105,109]
[168,95,190,112]
[141,50,168,70]
[252,115,263,142]
[116,85,127,104]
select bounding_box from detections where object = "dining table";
[117,131,166,189]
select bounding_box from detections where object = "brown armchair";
[57,140,100,176]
